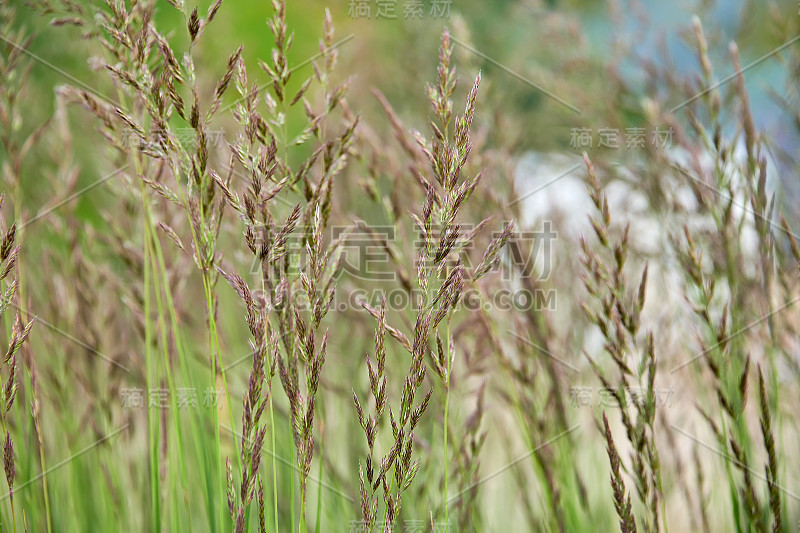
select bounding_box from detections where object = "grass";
[0,0,798,531]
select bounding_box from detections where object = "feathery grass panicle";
[603,413,638,533]
[653,20,797,531]
[216,1,356,527]
[757,367,781,533]
[453,380,488,531]
[0,195,35,532]
[580,154,662,532]
[219,268,275,532]
[353,27,516,531]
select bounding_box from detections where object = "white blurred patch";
[512,151,592,240]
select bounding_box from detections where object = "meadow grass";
[0,0,798,531]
